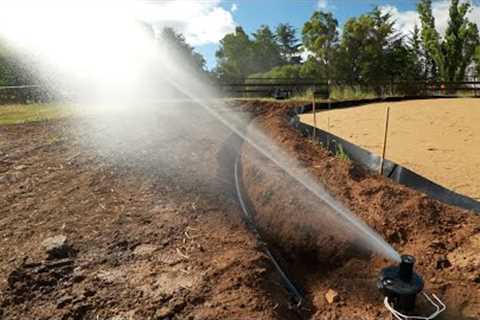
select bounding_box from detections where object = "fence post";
[312,86,317,139]
[380,106,391,175]
[474,76,478,97]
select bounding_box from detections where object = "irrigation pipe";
[234,155,304,306]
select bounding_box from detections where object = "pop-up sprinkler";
[378,255,446,320]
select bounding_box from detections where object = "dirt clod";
[325,289,339,304]
[41,235,73,260]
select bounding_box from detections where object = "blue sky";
[187,0,480,70]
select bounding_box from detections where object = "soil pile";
[239,100,480,320]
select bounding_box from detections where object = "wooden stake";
[327,116,330,149]
[474,76,478,97]
[380,106,390,175]
[312,88,317,139]
[327,100,331,148]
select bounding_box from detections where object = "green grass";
[225,86,381,102]
[329,85,378,101]
[0,103,71,125]
[335,143,350,161]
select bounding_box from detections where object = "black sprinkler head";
[378,255,424,312]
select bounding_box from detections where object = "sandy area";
[300,98,480,200]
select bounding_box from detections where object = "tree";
[336,8,397,83]
[443,0,479,81]
[302,11,338,79]
[249,64,302,80]
[159,28,206,73]
[475,45,480,76]
[0,40,36,86]
[408,24,426,79]
[299,56,324,79]
[0,45,13,86]
[417,0,445,79]
[251,25,283,73]
[417,0,479,82]
[275,23,301,64]
[215,26,255,81]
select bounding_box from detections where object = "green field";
[0,104,71,125]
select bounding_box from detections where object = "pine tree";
[275,23,301,64]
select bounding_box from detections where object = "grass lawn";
[0,104,71,125]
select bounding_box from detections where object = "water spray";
[378,255,446,320]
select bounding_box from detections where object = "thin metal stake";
[380,106,391,175]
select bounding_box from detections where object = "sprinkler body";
[378,255,424,312]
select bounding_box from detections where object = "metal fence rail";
[1,79,479,103]
[0,85,54,104]
[219,78,480,99]
[220,78,330,99]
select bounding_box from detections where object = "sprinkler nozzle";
[399,255,415,281]
[378,255,424,312]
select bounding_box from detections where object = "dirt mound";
[239,100,480,319]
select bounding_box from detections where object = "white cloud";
[380,5,419,36]
[231,3,238,13]
[381,0,480,38]
[135,0,236,46]
[318,0,329,10]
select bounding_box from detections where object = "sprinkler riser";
[378,255,424,312]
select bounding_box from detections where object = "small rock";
[430,239,446,250]
[436,256,452,270]
[82,287,96,298]
[41,235,73,260]
[72,269,86,283]
[133,244,157,256]
[154,306,173,319]
[474,274,480,283]
[56,296,72,309]
[325,289,339,304]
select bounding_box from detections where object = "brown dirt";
[0,115,301,320]
[299,98,480,200]
[239,100,480,320]
[1,100,479,320]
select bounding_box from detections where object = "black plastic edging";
[289,102,480,214]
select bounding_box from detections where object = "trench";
[216,131,305,310]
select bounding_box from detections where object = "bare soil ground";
[300,98,480,200]
[0,106,300,320]
[240,100,480,320]
[1,100,479,320]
